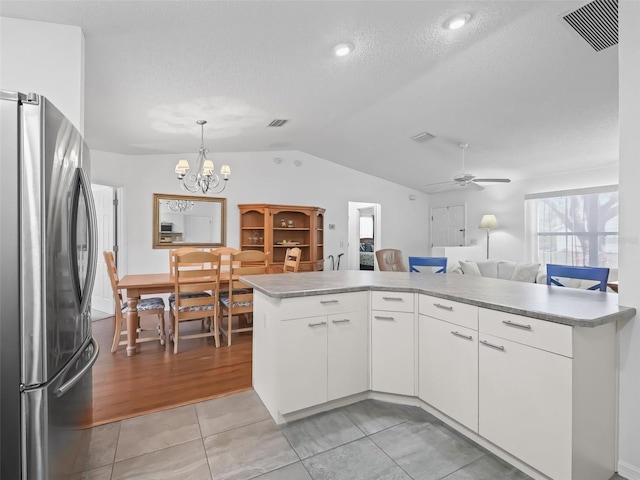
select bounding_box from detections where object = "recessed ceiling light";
[445,13,471,30]
[333,42,354,57]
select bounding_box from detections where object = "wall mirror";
[153,193,226,248]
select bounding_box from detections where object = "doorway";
[347,202,382,271]
[91,184,119,316]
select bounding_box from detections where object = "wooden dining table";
[118,272,235,356]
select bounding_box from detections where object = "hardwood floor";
[89,313,253,427]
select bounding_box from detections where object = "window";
[524,186,618,268]
[359,215,374,239]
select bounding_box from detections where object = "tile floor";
[73,390,626,480]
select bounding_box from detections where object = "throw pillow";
[511,263,540,283]
[459,260,482,276]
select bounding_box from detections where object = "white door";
[91,184,115,314]
[431,205,466,247]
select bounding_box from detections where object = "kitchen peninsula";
[242,271,635,480]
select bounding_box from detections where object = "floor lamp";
[479,214,499,259]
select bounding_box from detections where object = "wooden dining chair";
[546,264,610,292]
[103,251,166,353]
[210,247,241,275]
[408,256,447,274]
[219,250,268,346]
[282,247,302,273]
[169,250,221,353]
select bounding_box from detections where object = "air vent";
[268,119,289,127]
[562,0,617,52]
[411,132,436,143]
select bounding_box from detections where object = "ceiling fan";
[423,143,511,193]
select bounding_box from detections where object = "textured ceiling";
[0,1,619,193]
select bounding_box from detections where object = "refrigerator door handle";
[54,337,99,397]
[78,168,98,315]
[69,167,98,314]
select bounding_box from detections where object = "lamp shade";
[479,214,499,229]
[175,159,190,174]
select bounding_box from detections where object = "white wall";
[0,17,85,134]
[617,2,640,478]
[429,166,618,263]
[91,149,430,276]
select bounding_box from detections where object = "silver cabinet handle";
[480,340,505,351]
[374,316,395,321]
[320,299,339,304]
[502,320,532,330]
[451,331,473,340]
[308,321,327,327]
[382,296,403,301]
[434,303,453,311]
[332,318,351,324]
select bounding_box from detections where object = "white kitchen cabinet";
[253,291,369,419]
[277,315,329,414]
[419,315,478,431]
[479,332,572,480]
[371,292,415,396]
[328,310,369,401]
[478,308,616,480]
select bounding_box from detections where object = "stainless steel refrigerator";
[1,90,100,479]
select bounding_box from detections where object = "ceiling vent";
[562,0,618,52]
[411,131,436,143]
[268,119,289,127]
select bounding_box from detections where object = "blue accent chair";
[545,264,610,292]
[408,256,448,274]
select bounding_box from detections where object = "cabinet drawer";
[276,291,368,320]
[419,295,478,330]
[371,291,414,312]
[478,309,572,358]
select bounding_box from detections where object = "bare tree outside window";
[533,190,618,268]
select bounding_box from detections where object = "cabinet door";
[478,333,572,480]
[419,316,478,431]
[278,315,328,414]
[371,310,415,395]
[328,310,369,401]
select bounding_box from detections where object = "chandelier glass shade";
[174,120,231,194]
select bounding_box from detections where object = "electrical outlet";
[328,224,336,230]
[340,241,344,247]
[470,239,478,245]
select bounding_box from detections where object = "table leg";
[126,296,140,356]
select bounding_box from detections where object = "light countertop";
[241,270,635,327]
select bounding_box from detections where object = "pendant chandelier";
[166,199,194,213]
[174,120,231,194]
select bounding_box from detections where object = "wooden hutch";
[239,204,325,273]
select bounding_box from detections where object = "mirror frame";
[152,193,227,249]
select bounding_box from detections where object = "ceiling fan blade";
[422,181,459,194]
[473,178,511,183]
[467,182,485,191]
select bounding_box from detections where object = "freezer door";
[1,90,23,480]
[21,95,97,387]
[22,337,99,480]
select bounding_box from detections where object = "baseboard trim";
[618,460,640,480]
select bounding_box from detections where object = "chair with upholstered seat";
[546,264,610,292]
[375,249,408,272]
[103,251,166,353]
[169,250,221,353]
[219,250,268,346]
[283,247,302,273]
[408,256,447,274]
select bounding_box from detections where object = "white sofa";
[449,259,618,291]
[449,259,546,284]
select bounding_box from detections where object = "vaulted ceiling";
[1,1,619,193]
